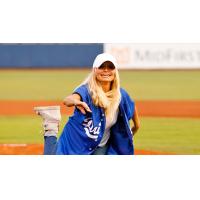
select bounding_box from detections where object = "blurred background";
[0,43,200,154]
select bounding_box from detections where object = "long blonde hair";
[81,68,121,121]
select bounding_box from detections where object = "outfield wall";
[0,44,103,68]
[1,43,200,69]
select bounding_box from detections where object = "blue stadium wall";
[0,44,104,68]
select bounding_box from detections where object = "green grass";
[120,70,200,100]
[0,70,200,100]
[0,70,89,100]
[134,117,200,154]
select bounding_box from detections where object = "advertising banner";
[104,43,200,69]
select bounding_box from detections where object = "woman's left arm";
[131,105,140,136]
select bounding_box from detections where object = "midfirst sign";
[104,43,200,69]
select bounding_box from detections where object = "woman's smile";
[100,74,111,78]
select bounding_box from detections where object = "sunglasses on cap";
[98,61,115,70]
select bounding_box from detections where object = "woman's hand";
[131,126,139,136]
[131,106,140,136]
[63,93,92,115]
[74,99,92,114]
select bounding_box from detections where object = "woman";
[34,53,140,155]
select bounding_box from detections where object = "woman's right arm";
[63,94,92,114]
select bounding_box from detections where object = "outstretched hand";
[75,100,92,114]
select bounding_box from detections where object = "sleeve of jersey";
[72,85,88,103]
[122,89,135,120]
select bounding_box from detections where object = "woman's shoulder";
[120,87,134,102]
[119,88,135,119]
[73,84,91,102]
[73,84,89,94]
[74,83,88,90]
[120,87,129,96]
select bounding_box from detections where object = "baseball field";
[0,69,200,154]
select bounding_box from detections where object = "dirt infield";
[1,100,200,118]
[0,144,174,155]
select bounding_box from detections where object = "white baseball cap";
[92,53,118,69]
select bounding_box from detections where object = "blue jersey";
[56,84,135,155]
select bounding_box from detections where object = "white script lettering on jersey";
[82,118,101,139]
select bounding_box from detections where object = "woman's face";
[95,61,116,83]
